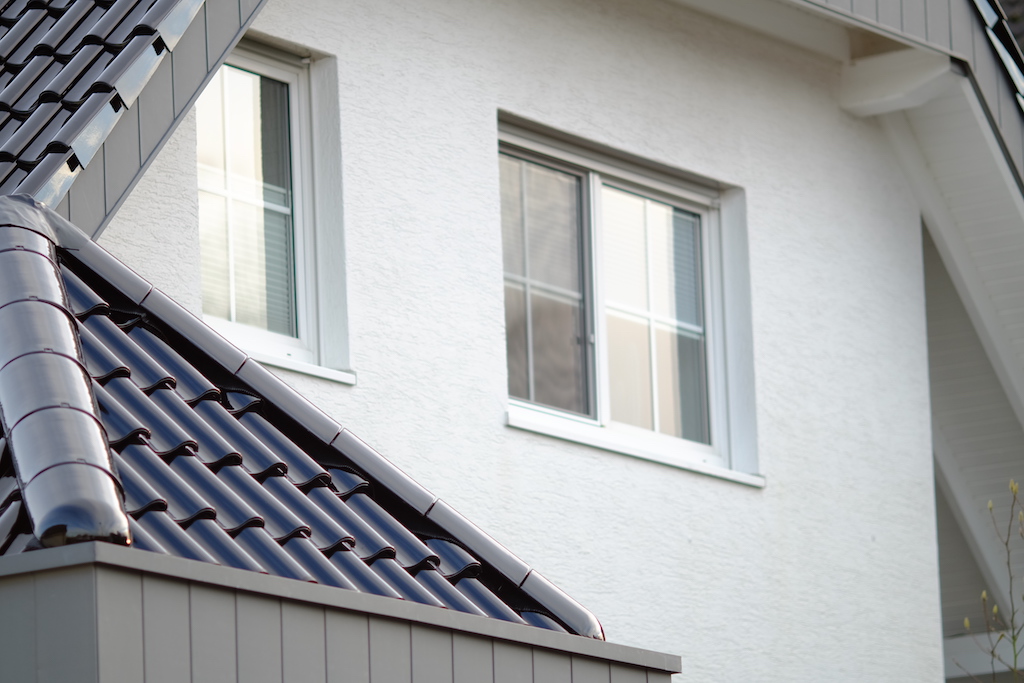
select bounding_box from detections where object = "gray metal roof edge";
[0,542,682,673]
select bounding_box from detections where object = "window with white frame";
[196,46,318,366]
[500,125,758,480]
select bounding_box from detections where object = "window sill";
[506,403,765,488]
[248,350,357,385]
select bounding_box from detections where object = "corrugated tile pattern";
[0,0,202,207]
[0,246,570,635]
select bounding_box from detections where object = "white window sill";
[248,350,357,385]
[506,402,765,488]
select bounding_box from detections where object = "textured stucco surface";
[100,109,202,316]
[102,0,941,679]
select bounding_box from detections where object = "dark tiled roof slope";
[0,196,604,640]
[0,0,206,206]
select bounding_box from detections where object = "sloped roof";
[0,0,195,203]
[0,194,604,640]
[0,0,262,238]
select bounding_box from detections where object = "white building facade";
[94,0,1024,679]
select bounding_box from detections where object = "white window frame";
[198,42,354,385]
[501,122,761,486]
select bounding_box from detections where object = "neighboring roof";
[0,195,604,640]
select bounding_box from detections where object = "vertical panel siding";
[533,649,572,683]
[104,104,142,212]
[0,574,37,681]
[453,633,493,683]
[96,568,144,682]
[493,642,532,683]
[411,625,454,683]
[282,602,328,683]
[851,0,877,20]
[35,566,99,683]
[902,0,928,39]
[827,0,853,12]
[950,0,974,56]
[1000,83,1024,174]
[369,617,412,683]
[572,657,611,683]
[973,27,1004,124]
[205,0,242,71]
[171,6,209,116]
[69,146,106,234]
[143,575,192,683]
[138,57,175,161]
[877,1,902,30]
[925,0,952,49]
[608,663,647,683]
[237,593,284,683]
[190,583,238,683]
[241,0,261,22]
[326,611,370,683]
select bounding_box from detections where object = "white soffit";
[667,0,850,61]
[883,79,1024,439]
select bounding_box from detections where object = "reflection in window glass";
[196,64,296,337]
[499,154,589,415]
[603,186,709,444]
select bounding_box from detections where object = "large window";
[499,126,758,478]
[196,47,317,366]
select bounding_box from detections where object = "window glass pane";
[602,186,648,310]
[224,66,263,199]
[195,69,225,190]
[500,152,590,416]
[499,154,525,276]
[504,283,529,399]
[197,63,298,338]
[608,312,652,430]
[199,191,229,319]
[651,206,702,327]
[656,326,709,443]
[258,74,292,207]
[526,163,580,293]
[231,201,270,330]
[261,209,296,336]
[531,291,587,413]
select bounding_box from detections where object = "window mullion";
[520,161,535,404]
[593,175,612,426]
[221,77,237,325]
[644,198,660,435]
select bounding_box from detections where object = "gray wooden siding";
[0,564,671,683]
[796,0,1024,206]
[56,0,270,239]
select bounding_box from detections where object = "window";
[195,44,353,383]
[500,123,759,482]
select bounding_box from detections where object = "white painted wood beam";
[933,429,1012,628]
[841,49,956,116]
[881,109,1024,437]
[667,0,849,61]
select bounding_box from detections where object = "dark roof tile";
[0,196,603,638]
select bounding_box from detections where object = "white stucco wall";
[101,0,941,679]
